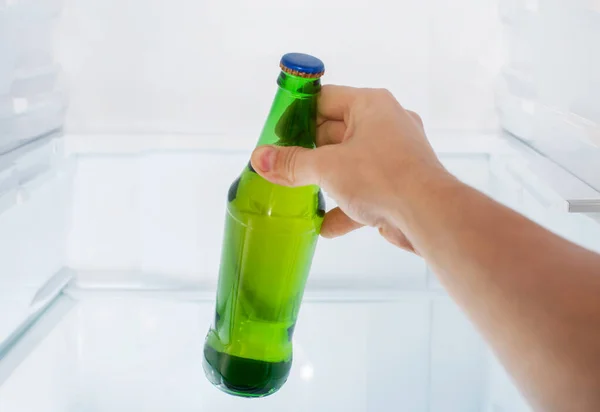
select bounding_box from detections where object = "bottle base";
[203,345,291,398]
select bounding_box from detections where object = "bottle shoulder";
[226,167,325,220]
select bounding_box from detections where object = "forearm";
[251,82,600,409]
[395,172,600,411]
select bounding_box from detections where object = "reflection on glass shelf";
[0,290,531,412]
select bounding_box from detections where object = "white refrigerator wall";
[58,0,505,277]
[65,150,428,283]
[55,0,503,137]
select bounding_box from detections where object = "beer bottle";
[203,53,326,397]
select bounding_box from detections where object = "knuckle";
[314,146,336,185]
[407,109,424,126]
[360,88,399,111]
[372,88,394,100]
[281,147,300,185]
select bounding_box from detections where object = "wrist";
[386,164,464,231]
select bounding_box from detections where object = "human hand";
[250,85,450,253]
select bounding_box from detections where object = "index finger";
[317,85,360,125]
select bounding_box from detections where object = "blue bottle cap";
[280,53,325,79]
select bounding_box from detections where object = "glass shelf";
[0,284,532,412]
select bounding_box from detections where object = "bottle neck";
[276,72,321,96]
[256,72,321,149]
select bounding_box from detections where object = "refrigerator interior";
[1,0,600,411]
[1,133,600,412]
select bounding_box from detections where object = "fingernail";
[256,146,276,172]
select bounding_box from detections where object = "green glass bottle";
[203,53,326,397]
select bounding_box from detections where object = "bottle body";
[203,54,325,397]
[203,166,324,396]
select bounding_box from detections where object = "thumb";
[250,145,325,187]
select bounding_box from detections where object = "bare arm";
[250,85,600,411]
[399,171,600,412]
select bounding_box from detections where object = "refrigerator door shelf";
[0,134,66,211]
[0,168,73,349]
[0,64,61,107]
[497,0,600,193]
[499,138,600,214]
[0,134,74,353]
[0,90,66,153]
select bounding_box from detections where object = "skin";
[250,85,600,412]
